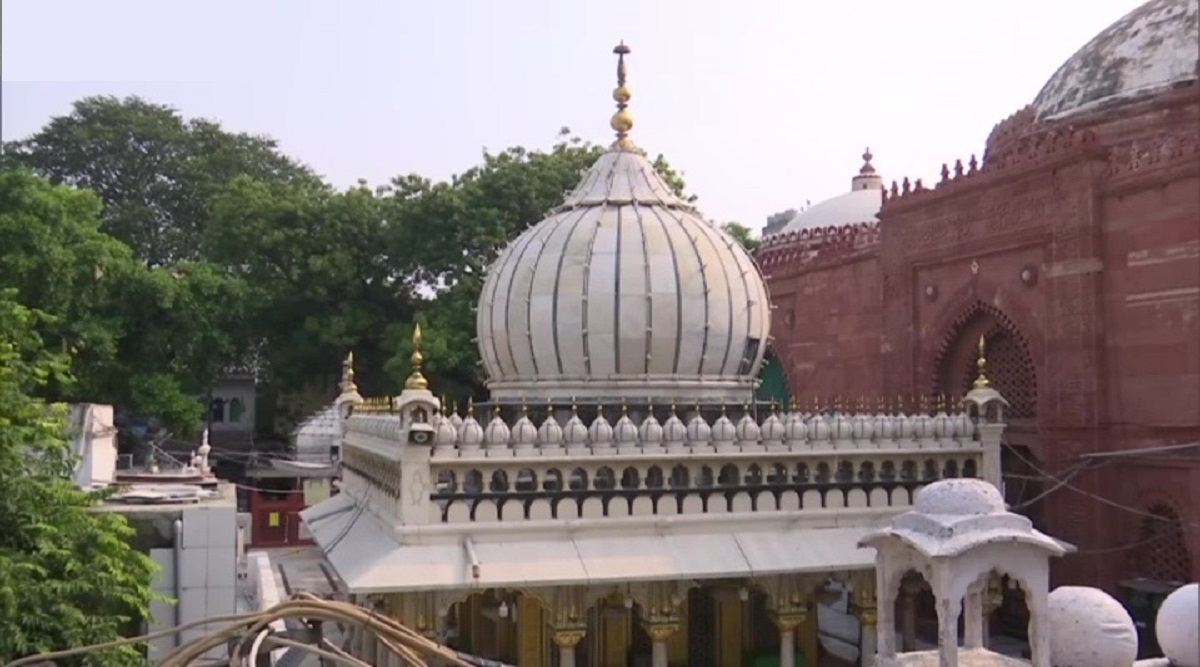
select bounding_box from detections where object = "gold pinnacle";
[610,41,637,151]
[973,335,991,389]
[405,323,429,390]
[341,351,358,393]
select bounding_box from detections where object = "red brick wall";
[766,250,882,403]
[761,88,1200,591]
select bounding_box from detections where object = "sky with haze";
[3,0,1146,231]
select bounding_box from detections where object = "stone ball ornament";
[1046,586,1139,667]
[1157,582,1199,667]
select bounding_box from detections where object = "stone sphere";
[913,478,1007,516]
[1157,583,1199,667]
[1047,586,1138,667]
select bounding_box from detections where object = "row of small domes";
[435,408,979,447]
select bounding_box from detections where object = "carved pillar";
[978,423,1005,491]
[963,581,985,649]
[853,575,878,667]
[551,627,586,667]
[771,613,805,667]
[644,622,680,667]
[901,576,924,652]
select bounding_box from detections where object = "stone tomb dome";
[778,148,885,234]
[476,44,771,404]
[1033,0,1199,121]
[912,477,1007,517]
[1157,582,1199,667]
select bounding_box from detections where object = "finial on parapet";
[621,398,629,416]
[610,41,638,152]
[973,335,992,389]
[571,396,579,415]
[467,396,475,417]
[521,398,529,416]
[860,147,876,175]
[340,351,358,393]
[770,398,778,415]
[405,323,429,390]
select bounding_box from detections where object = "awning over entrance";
[302,496,878,594]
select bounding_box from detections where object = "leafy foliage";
[3,95,320,266]
[0,291,159,666]
[721,221,760,253]
[0,168,247,434]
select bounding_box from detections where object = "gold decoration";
[405,323,429,390]
[341,351,358,393]
[973,334,991,389]
[466,397,475,417]
[770,398,778,415]
[643,622,680,642]
[552,628,586,648]
[771,612,806,632]
[856,605,878,627]
[610,41,637,152]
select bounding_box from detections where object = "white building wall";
[70,404,117,487]
[145,504,239,661]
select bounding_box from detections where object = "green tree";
[206,177,409,398]
[0,168,247,434]
[3,95,321,266]
[0,289,159,666]
[720,221,760,253]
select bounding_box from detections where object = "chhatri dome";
[776,149,885,234]
[476,43,771,404]
[1033,0,1199,121]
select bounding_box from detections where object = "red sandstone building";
[758,0,1199,604]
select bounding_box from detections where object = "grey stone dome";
[1033,0,1199,121]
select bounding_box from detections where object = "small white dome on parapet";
[1047,586,1138,667]
[914,478,1008,516]
[1157,583,1199,667]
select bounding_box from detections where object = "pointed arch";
[1132,502,1192,584]
[929,299,1039,418]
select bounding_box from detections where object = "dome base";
[486,376,760,405]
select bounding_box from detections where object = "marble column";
[964,583,985,649]
[772,614,805,667]
[857,605,878,667]
[551,628,585,667]
[644,623,679,667]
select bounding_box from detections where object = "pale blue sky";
[3,0,1142,228]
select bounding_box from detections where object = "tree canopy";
[5,99,755,435]
[0,289,159,665]
[0,168,247,434]
[3,95,321,266]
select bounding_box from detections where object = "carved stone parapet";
[551,626,586,648]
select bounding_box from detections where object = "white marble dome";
[913,478,1007,516]
[779,149,884,233]
[1157,583,1199,667]
[1046,586,1139,667]
[476,52,771,404]
[1033,0,1199,121]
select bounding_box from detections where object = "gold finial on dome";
[405,323,429,390]
[340,351,358,393]
[973,335,992,389]
[466,397,475,417]
[610,41,638,152]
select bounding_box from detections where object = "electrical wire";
[3,593,473,667]
[1002,442,1200,529]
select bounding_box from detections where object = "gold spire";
[466,397,475,417]
[405,323,429,390]
[973,335,991,389]
[610,41,637,152]
[340,351,358,393]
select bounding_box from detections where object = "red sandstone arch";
[920,279,1044,402]
[929,299,1039,419]
[1132,502,1193,583]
